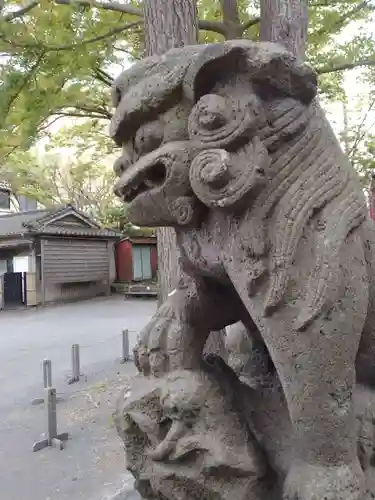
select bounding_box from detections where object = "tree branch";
[317,57,375,74]
[54,111,109,119]
[241,17,260,32]
[37,115,65,133]
[310,0,354,5]
[2,52,45,120]
[2,0,39,21]
[55,0,142,16]
[114,45,141,59]
[93,67,114,86]
[55,0,229,36]
[315,1,374,36]
[347,97,375,158]
[73,103,112,118]
[198,19,227,35]
[0,21,140,51]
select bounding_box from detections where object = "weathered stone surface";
[105,487,141,500]
[111,40,375,499]
[114,358,278,500]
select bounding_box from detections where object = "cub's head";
[110,41,317,227]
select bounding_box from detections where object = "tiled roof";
[0,208,52,236]
[0,205,121,239]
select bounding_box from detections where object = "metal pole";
[72,344,80,382]
[43,359,52,388]
[121,329,129,363]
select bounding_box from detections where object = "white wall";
[0,260,7,275]
[13,255,30,273]
[0,251,34,276]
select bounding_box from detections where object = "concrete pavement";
[0,296,156,500]
[0,296,156,410]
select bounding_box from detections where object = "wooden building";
[0,205,120,309]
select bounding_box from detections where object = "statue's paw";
[134,300,180,377]
[134,299,204,377]
[283,460,365,500]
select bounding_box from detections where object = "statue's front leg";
[226,248,367,500]
[135,274,242,376]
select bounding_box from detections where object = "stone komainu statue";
[110,41,375,500]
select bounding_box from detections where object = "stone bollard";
[32,387,69,452]
[120,329,129,364]
[68,344,80,384]
[31,359,62,406]
[43,358,52,388]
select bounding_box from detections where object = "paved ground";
[0,296,156,411]
[0,296,157,500]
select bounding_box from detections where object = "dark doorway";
[3,272,25,306]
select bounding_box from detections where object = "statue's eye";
[134,121,163,157]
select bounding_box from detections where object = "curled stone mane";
[251,97,367,328]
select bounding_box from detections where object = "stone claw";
[148,420,186,461]
[133,299,199,376]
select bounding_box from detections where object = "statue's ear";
[244,42,318,104]
[183,44,248,103]
[183,41,318,105]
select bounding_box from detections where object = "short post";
[43,358,52,388]
[31,358,62,406]
[47,386,58,441]
[32,387,69,452]
[120,329,129,364]
[70,344,80,383]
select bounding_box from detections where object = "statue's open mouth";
[114,141,194,205]
[114,159,167,203]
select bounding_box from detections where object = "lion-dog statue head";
[111,40,366,328]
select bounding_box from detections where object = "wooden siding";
[42,238,109,284]
[44,280,108,303]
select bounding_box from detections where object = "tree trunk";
[260,0,308,60]
[143,0,226,358]
[143,0,198,306]
[143,0,198,56]
[220,0,242,39]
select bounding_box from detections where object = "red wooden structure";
[115,236,157,282]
